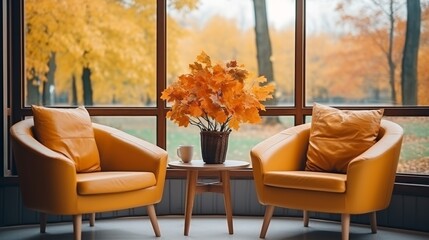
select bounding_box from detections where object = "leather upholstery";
[76,172,156,195]
[251,120,403,240]
[10,118,168,239]
[32,105,101,172]
[264,171,346,193]
[306,103,384,173]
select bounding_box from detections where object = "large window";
[24,0,157,107]
[4,0,429,180]
[305,0,429,175]
[167,0,296,107]
[166,0,296,161]
[306,0,429,106]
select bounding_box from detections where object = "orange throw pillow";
[32,105,101,173]
[305,103,384,173]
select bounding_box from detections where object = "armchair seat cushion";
[77,172,156,195]
[264,171,347,193]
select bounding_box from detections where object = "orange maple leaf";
[160,51,275,132]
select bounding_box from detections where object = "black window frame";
[2,0,429,197]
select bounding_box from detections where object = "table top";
[168,160,249,171]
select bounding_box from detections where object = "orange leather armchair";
[251,120,403,240]
[10,119,168,240]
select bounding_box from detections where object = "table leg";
[184,170,198,236]
[221,171,233,234]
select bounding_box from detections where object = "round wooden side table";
[168,160,250,236]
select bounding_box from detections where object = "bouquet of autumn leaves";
[161,51,275,132]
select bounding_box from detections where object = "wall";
[1,179,429,233]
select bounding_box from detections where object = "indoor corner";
[1,0,429,240]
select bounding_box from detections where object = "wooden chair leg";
[147,205,161,237]
[369,212,377,233]
[73,214,82,240]
[89,213,95,227]
[39,212,47,233]
[260,205,275,239]
[341,214,350,240]
[303,210,309,227]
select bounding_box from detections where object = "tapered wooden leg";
[89,213,95,227]
[303,210,309,227]
[39,212,47,233]
[369,212,377,233]
[341,214,350,240]
[260,205,275,238]
[221,171,233,234]
[184,170,198,236]
[73,214,82,240]
[147,205,161,237]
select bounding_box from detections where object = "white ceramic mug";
[177,145,193,163]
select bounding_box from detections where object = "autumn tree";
[418,6,429,105]
[25,0,198,106]
[306,33,345,102]
[336,0,404,104]
[252,0,280,125]
[178,16,250,70]
[270,27,295,103]
[401,0,421,105]
[252,0,276,105]
[25,0,61,105]
[172,2,294,107]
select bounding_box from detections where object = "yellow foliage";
[25,0,429,107]
[25,0,197,105]
[161,52,274,132]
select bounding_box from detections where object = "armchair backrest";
[10,119,78,212]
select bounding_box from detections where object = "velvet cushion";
[32,105,101,173]
[305,103,384,173]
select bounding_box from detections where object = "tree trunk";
[253,0,275,98]
[387,0,397,105]
[82,67,94,105]
[42,81,47,106]
[71,75,78,105]
[253,0,279,124]
[42,52,56,106]
[26,72,40,106]
[401,0,420,105]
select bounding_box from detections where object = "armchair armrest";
[250,123,311,204]
[92,123,168,180]
[346,120,403,212]
[251,123,311,174]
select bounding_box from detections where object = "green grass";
[92,116,429,172]
[391,118,429,162]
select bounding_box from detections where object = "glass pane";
[91,116,156,144]
[386,117,429,175]
[167,116,294,163]
[306,0,429,106]
[167,0,295,106]
[24,0,157,107]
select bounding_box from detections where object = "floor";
[1,215,428,240]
